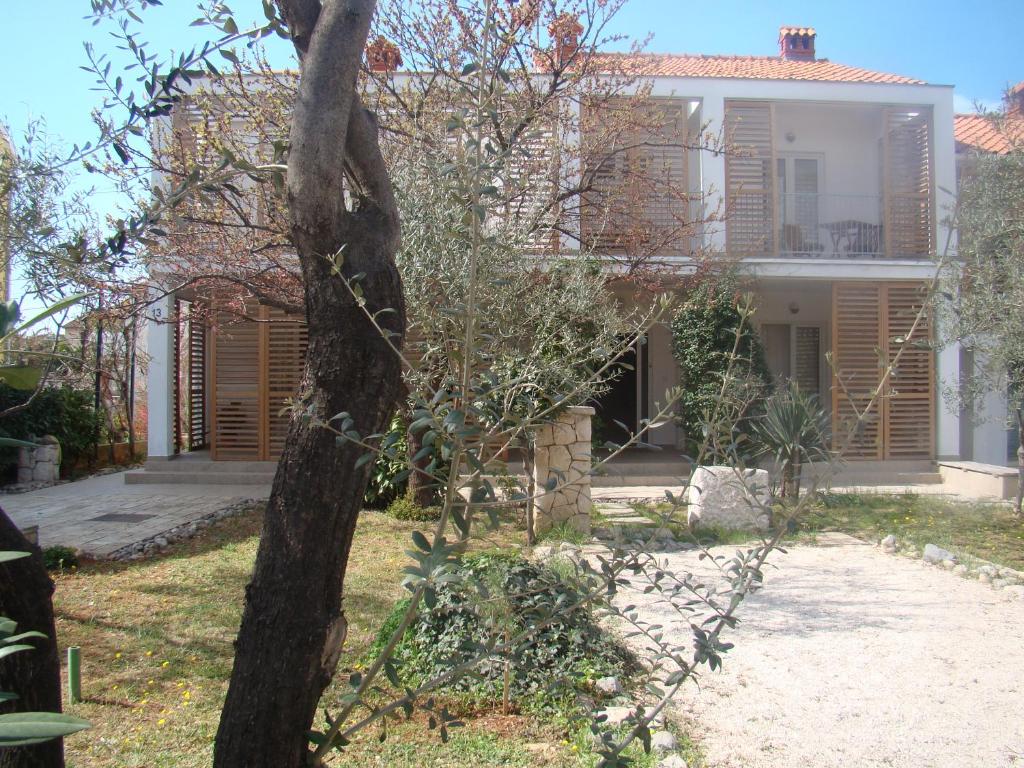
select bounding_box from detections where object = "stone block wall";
[531,405,593,538]
[17,437,61,486]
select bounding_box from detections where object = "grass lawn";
[640,491,1024,570]
[51,505,678,767]
[805,493,1024,570]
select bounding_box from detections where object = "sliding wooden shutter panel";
[187,306,208,451]
[884,283,934,458]
[831,282,934,460]
[211,306,308,460]
[725,100,775,257]
[211,309,263,460]
[883,107,934,258]
[583,98,688,254]
[266,309,308,458]
[832,283,884,459]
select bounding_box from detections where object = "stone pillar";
[17,436,61,486]
[531,405,593,538]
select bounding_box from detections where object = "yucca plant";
[751,382,832,501]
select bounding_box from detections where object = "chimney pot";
[549,13,583,66]
[366,36,402,73]
[779,26,816,62]
[1006,82,1024,117]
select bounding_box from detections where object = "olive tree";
[940,121,1024,515]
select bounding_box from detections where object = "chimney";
[366,36,402,73]
[1006,82,1024,117]
[549,13,583,66]
[779,26,816,61]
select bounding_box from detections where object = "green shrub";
[385,496,442,522]
[43,546,78,571]
[364,413,408,509]
[380,552,630,708]
[0,384,104,477]
[670,279,772,459]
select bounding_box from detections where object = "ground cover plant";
[642,492,1024,570]
[48,506,681,768]
[807,492,1024,570]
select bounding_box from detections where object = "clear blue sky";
[1,0,1021,245]
[3,1,1021,150]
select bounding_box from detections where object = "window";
[777,156,822,253]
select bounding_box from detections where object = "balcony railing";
[777,192,884,257]
[729,191,932,259]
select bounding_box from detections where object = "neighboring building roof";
[954,113,1024,154]
[593,53,927,85]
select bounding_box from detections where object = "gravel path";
[618,533,1024,768]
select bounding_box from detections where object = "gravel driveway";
[618,533,1024,768]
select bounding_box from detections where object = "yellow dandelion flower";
[161,661,169,668]
[115,652,122,659]
[183,691,191,699]
[157,718,166,726]
[145,650,153,657]
[140,699,148,705]
[147,679,154,685]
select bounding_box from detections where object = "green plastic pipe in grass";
[67,646,81,704]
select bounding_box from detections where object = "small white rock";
[923,544,956,564]
[598,706,634,726]
[595,676,623,696]
[941,559,957,570]
[953,564,968,576]
[979,572,992,584]
[652,730,678,754]
[880,534,896,548]
[657,756,689,768]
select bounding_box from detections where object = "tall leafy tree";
[941,113,1024,515]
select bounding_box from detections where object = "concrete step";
[825,472,944,486]
[124,470,275,485]
[142,458,277,473]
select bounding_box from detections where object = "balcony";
[724,100,935,261]
[777,192,883,257]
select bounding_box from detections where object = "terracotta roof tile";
[592,53,926,85]
[954,113,1024,155]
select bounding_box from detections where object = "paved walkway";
[1,472,270,557]
[617,534,1024,768]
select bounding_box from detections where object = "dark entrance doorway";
[592,339,648,447]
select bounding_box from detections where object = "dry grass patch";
[51,505,590,767]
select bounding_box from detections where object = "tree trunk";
[213,2,404,766]
[1016,409,1023,518]
[0,508,64,768]
[406,418,436,507]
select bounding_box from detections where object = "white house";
[141,25,999,484]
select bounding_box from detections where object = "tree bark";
[213,2,405,766]
[1016,409,1023,518]
[0,508,64,768]
[406,418,436,507]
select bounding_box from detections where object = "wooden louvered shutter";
[173,300,182,454]
[583,99,688,254]
[725,100,775,257]
[187,306,208,450]
[211,310,263,460]
[506,122,560,253]
[636,101,688,255]
[794,326,820,395]
[832,283,884,459]
[266,309,308,459]
[883,108,934,257]
[832,282,934,460]
[884,283,934,458]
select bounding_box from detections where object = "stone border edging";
[105,498,264,561]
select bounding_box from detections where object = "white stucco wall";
[146,292,176,459]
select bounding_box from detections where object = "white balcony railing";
[777,192,884,258]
